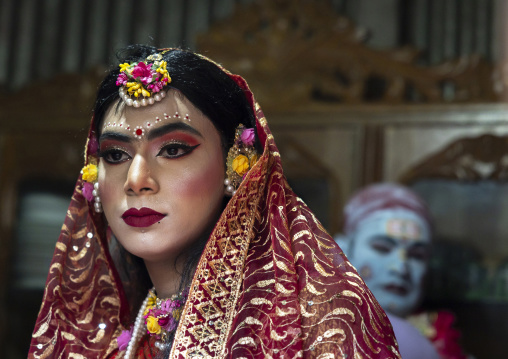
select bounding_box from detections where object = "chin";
[380,295,419,318]
[113,231,178,261]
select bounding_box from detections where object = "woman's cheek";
[97,163,117,211]
[173,157,224,198]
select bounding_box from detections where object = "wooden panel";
[267,103,508,236]
[270,118,362,233]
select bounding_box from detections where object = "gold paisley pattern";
[29,183,124,358]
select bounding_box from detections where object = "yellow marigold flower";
[232,155,249,176]
[119,63,130,72]
[143,294,156,315]
[82,164,98,182]
[146,316,161,334]
[141,89,151,97]
[147,295,156,308]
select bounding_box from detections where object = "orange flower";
[146,316,161,334]
[232,155,249,176]
[81,164,97,182]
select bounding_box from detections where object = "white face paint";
[347,209,431,317]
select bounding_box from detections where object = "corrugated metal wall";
[0,0,236,89]
[400,0,495,65]
[0,0,496,91]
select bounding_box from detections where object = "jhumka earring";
[224,125,258,195]
[81,163,103,213]
[116,51,171,107]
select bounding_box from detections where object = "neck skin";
[142,217,218,298]
[144,255,189,298]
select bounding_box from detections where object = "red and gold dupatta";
[29,63,400,359]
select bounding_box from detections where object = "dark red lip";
[121,207,166,228]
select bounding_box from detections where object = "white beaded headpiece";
[116,51,171,108]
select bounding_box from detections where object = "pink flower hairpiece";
[240,128,255,146]
[116,52,172,107]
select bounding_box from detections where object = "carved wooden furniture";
[197,0,498,110]
[400,134,508,182]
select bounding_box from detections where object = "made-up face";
[347,209,431,317]
[97,90,226,264]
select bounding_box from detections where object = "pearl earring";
[92,182,103,213]
[224,178,236,196]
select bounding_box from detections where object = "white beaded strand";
[224,178,235,195]
[124,292,151,359]
[118,88,166,107]
[92,182,103,213]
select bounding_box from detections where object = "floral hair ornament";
[81,163,102,213]
[116,50,171,108]
[224,125,258,195]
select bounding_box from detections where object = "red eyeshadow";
[155,132,200,147]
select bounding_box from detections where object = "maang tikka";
[224,125,258,195]
[116,51,171,108]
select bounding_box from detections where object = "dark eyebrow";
[147,122,203,140]
[99,132,132,144]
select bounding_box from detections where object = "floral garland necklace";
[117,287,189,359]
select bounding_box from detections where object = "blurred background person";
[335,183,468,359]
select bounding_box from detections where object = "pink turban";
[343,183,432,235]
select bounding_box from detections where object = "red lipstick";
[122,207,166,228]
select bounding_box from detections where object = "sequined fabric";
[29,54,400,359]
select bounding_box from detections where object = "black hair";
[96,45,260,354]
